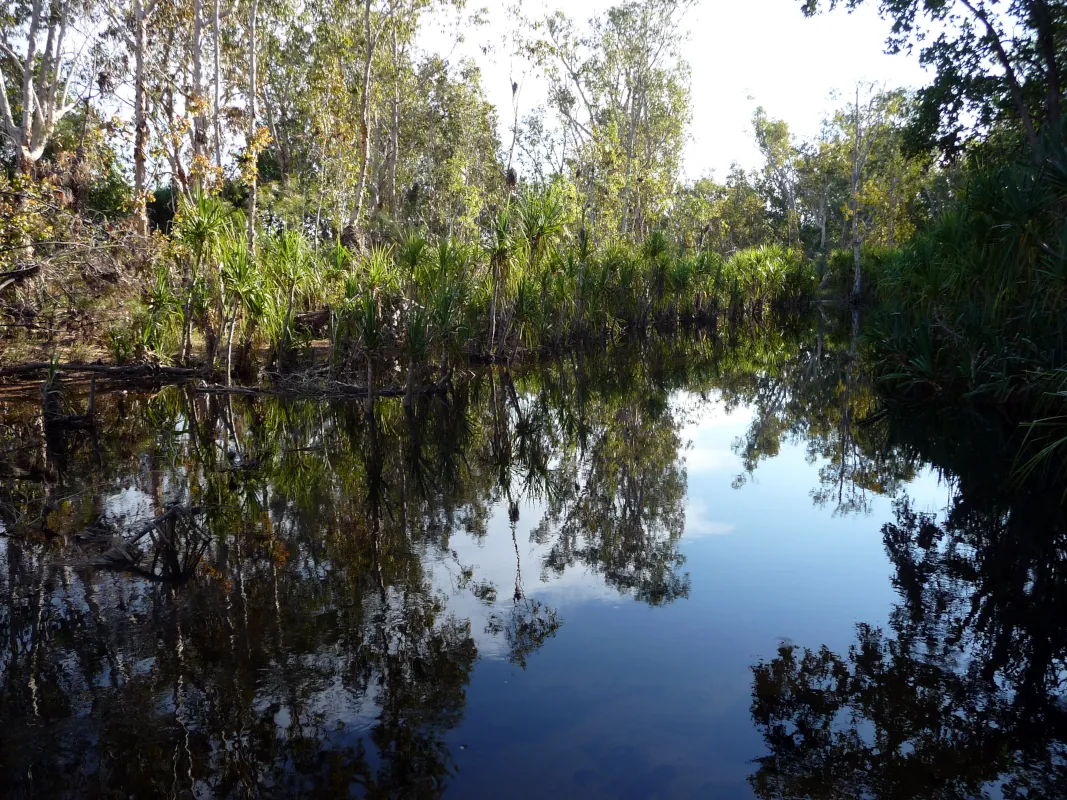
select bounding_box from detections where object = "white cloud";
[685,446,736,473]
[684,499,736,539]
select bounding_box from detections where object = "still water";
[1,330,1065,798]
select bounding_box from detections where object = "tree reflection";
[749,418,1067,799]
[0,341,714,796]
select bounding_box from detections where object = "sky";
[419,0,931,180]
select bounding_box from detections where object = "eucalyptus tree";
[0,0,101,175]
[398,55,502,236]
[527,0,693,240]
[837,85,907,297]
[795,128,850,254]
[752,107,801,247]
[102,0,159,233]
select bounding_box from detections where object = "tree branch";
[958,0,1041,156]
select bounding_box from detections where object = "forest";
[1,0,1065,420]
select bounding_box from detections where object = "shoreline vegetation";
[1,0,1064,464]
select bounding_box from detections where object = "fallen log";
[294,308,331,333]
[0,362,202,379]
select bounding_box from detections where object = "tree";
[752,107,800,247]
[799,0,1067,162]
[0,0,98,174]
[527,0,693,240]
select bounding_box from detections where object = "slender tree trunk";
[1029,0,1062,128]
[959,0,1042,160]
[489,257,500,354]
[388,29,400,214]
[281,283,296,354]
[133,0,151,236]
[619,82,641,235]
[818,174,828,252]
[213,0,223,168]
[181,251,202,364]
[351,0,375,227]
[247,0,259,253]
[191,0,207,174]
[226,308,238,386]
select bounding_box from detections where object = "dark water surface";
[2,330,1065,798]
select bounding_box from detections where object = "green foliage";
[864,146,1067,403]
[799,0,1066,161]
[137,187,815,380]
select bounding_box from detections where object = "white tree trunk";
[213,0,223,168]
[351,0,375,228]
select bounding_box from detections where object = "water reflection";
[750,405,1067,798]
[1,325,1065,797]
[0,338,715,797]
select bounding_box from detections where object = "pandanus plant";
[174,191,232,365]
[519,184,570,336]
[142,264,182,359]
[350,245,396,407]
[518,184,568,273]
[427,238,473,375]
[642,230,671,323]
[487,204,514,355]
[220,233,267,385]
[267,229,312,359]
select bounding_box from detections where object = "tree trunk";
[247,0,259,253]
[213,0,223,168]
[181,251,202,365]
[225,308,238,386]
[351,0,375,228]
[1029,0,1062,129]
[388,29,400,215]
[959,0,1042,160]
[133,0,151,236]
[191,0,207,174]
[818,177,827,252]
[619,80,641,235]
[489,259,499,354]
[1,0,82,177]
